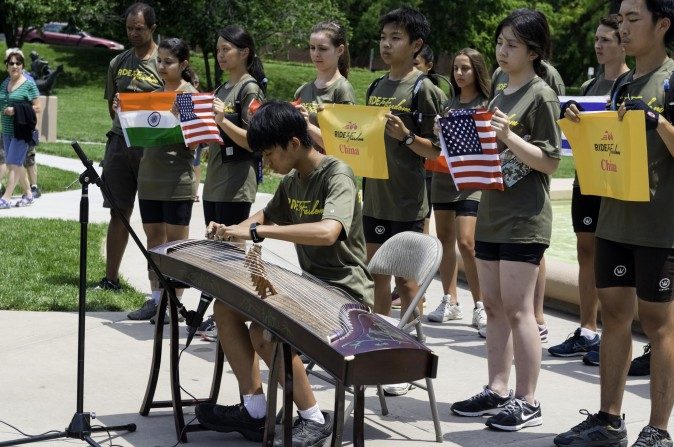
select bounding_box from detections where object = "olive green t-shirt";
[596,58,674,248]
[363,72,443,221]
[476,77,561,245]
[572,74,615,187]
[491,60,566,98]
[294,76,356,127]
[104,48,162,136]
[431,94,488,204]
[263,156,374,307]
[138,83,198,201]
[202,74,264,203]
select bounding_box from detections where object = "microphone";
[185,293,214,348]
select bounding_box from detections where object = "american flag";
[438,109,503,191]
[176,93,224,146]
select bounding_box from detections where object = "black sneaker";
[632,425,673,447]
[582,344,600,366]
[195,402,265,442]
[628,344,651,376]
[94,277,121,292]
[450,386,514,417]
[554,410,627,447]
[549,328,600,357]
[273,411,332,447]
[486,398,542,431]
[31,185,41,199]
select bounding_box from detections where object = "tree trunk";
[202,47,212,92]
[0,0,18,48]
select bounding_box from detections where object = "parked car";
[23,22,124,50]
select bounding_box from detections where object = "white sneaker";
[382,382,414,396]
[427,295,463,322]
[473,302,487,337]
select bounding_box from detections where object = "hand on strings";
[490,107,511,141]
[385,113,409,141]
[620,99,661,130]
[561,99,584,122]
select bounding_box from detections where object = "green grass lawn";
[0,218,145,311]
[39,165,82,193]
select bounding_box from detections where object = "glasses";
[6,62,22,67]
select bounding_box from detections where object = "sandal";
[0,198,11,209]
[14,195,34,207]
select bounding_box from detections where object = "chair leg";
[426,377,443,443]
[377,385,389,416]
[331,382,345,447]
[352,385,366,447]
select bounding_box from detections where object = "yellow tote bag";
[557,110,649,202]
[317,104,389,179]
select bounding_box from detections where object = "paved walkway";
[0,154,660,447]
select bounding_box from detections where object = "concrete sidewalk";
[0,154,660,447]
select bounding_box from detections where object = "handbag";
[499,148,531,187]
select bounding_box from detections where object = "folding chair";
[305,231,443,443]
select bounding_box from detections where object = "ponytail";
[219,25,267,93]
[158,37,196,85]
[310,21,350,79]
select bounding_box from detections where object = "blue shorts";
[2,134,29,166]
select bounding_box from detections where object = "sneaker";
[273,411,332,447]
[632,425,673,447]
[628,344,651,376]
[31,185,41,199]
[127,299,158,320]
[14,194,33,207]
[486,398,542,431]
[539,324,549,343]
[549,328,601,357]
[451,386,514,417]
[195,402,265,442]
[94,277,121,292]
[428,295,462,322]
[190,314,215,335]
[0,198,8,209]
[383,382,414,396]
[478,326,487,338]
[150,310,185,325]
[582,344,600,366]
[553,409,627,447]
[472,302,487,328]
[201,327,218,342]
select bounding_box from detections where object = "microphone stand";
[0,141,191,446]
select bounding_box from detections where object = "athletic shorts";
[2,134,29,166]
[102,132,143,209]
[139,199,194,226]
[203,200,252,226]
[363,216,424,245]
[475,241,548,265]
[595,237,674,302]
[433,199,479,217]
[571,186,601,233]
[425,175,432,219]
[23,147,36,168]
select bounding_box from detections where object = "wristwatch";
[403,132,416,146]
[249,222,265,243]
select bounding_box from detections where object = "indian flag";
[118,92,185,147]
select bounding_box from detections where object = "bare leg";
[27,163,37,186]
[105,208,133,282]
[597,287,636,416]
[434,210,459,302]
[1,164,27,200]
[478,259,511,396]
[534,256,546,326]
[249,323,316,410]
[395,276,422,318]
[638,299,674,429]
[499,260,540,404]
[576,232,599,330]
[456,215,481,305]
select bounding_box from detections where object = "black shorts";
[595,237,674,302]
[475,241,548,265]
[571,186,601,233]
[425,175,432,219]
[102,132,143,210]
[363,216,424,245]
[433,199,479,217]
[139,199,194,226]
[203,201,252,226]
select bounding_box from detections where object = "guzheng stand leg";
[353,385,365,447]
[262,336,295,447]
[330,382,345,447]
[262,340,281,447]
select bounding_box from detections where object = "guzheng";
[150,239,438,386]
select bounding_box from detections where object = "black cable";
[0,419,61,438]
[91,424,124,447]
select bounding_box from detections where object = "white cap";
[5,48,25,61]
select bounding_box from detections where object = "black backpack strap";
[609,70,633,111]
[235,78,260,121]
[410,74,428,128]
[581,77,598,96]
[665,71,674,122]
[365,75,385,104]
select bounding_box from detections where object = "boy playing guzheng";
[197,100,373,446]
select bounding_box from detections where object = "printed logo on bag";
[601,131,614,141]
[583,217,593,226]
[375,225,386,235]
[614,265,627,277]
[659,278,671,290]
